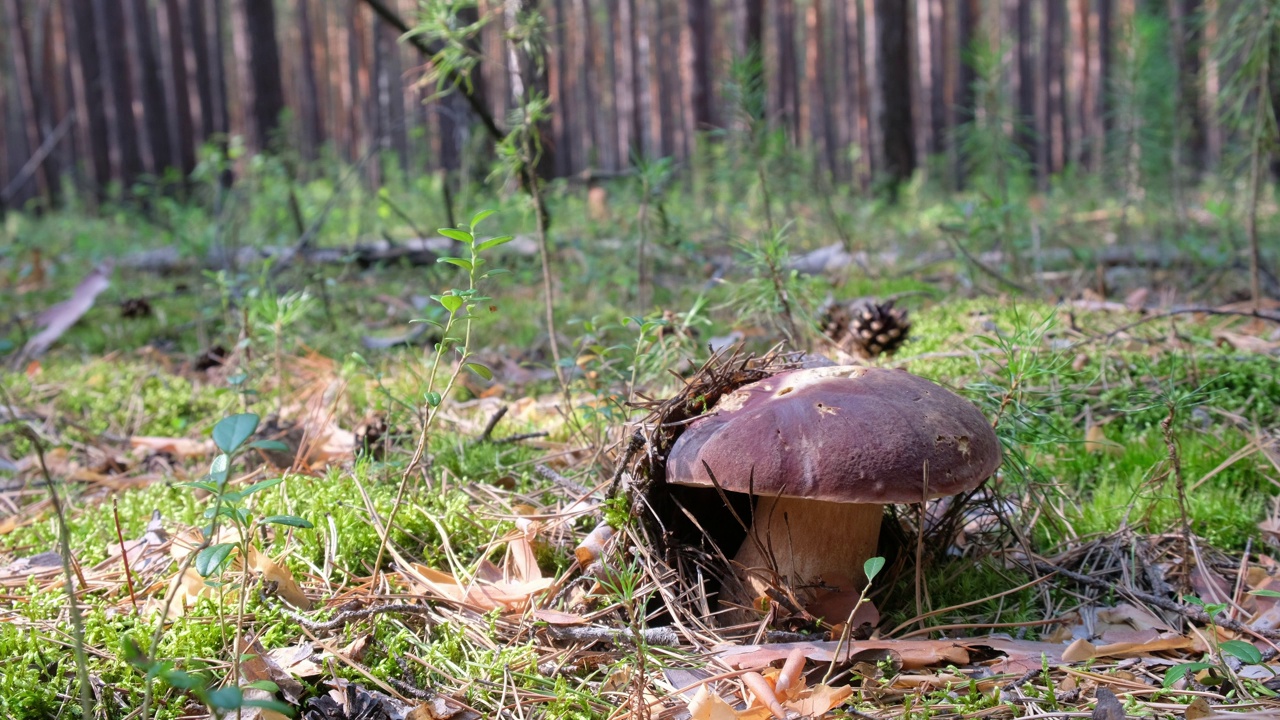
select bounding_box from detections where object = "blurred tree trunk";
[4,0,53,202]
[775,0,798,139]
[927,0,945,156]
[1069,0,1088,166]
[684,0,714,136]
[157,0,195,174]
[126,0,173,176]
[297,0,324,161]
[1047,0,1065,173]
[96,0,142,184]
[743,0,763,54]
[65,0,108,194]
[613,0,638,160]
[232,0,285,152]
[1017,1,1038,178]
[1202,0,1221,167]
[840,0,868,186]
[875,0,914,190]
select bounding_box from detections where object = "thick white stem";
[728,497,883,615]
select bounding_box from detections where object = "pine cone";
[820,298,911,358]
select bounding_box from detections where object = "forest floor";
[2,173,1280,719]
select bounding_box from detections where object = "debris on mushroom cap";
[665,365,1002,503]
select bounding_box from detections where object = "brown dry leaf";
[1184,697,1213,720]
[267,642,323,679]
[504,512,542,584]
[720,639,971,672]
[1214,331,1280,355]
[407,560,553,613]
[160,529,311,613]
[1062,638,1097,662]
[1084,425,1124,456]
[1094,633,1193,657]
[687,687,745,720]
[531,608,588,625]
[163,568,211,619]
[131,436,215,458]
[237,635,306,704]
[246,545,311,609]
[785,683,854,717]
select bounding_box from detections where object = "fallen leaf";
[130,436,215,458]
[785,683,854,717]
[1085,425,1124,456]
[406,560,553,613]
[1062,638,1097,662]
[1184,697,1213,720]
[1214,331,1280,355]
[719,639,971,672]
[687,687,742,720]
[237,635,306,704]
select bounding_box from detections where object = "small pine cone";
[821,298,911,358]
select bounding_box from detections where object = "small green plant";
[1164,594,1275,693]
[246,285,313,412]
[185,413,313,581]
[131,412,309,718]
[122,634,294,718]
[825,556,885,684]
[371,211,510,577]
[729,225,823,349]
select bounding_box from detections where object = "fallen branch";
[0,113,74,205]
[544,623,681,647]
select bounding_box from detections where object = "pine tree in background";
[1215,0,1280,307]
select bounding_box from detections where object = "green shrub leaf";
[213,413,260,454]
[438,228,473,243]
[196,543,237,577]
[261,514,314,529]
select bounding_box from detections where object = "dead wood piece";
[544,623,681,647]
[262,592,437,633]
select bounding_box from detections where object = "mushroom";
[665,365,1001,616]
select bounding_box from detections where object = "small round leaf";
[213,413,260,454]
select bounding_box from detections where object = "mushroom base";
[725,497,883,620]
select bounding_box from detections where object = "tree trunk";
[1046,0,1066,174]
[297,0,324,161]
[1202,0,1221,167]
[743,0,764,55]
[875,0,915,190]
[613,0,637,161]
[233,0,285,152]
[158,0,195,174]
[1016,0,1038,176]
[96,0,142,184]
[127,0,173,175]
[684,0,714,135]
[775,0,798,139]
[65,0,109,194]
[4,0,53,202]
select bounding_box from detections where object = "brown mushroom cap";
[666,365,1001,503]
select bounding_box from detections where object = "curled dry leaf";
[160,529,311,616]
[406,560,553,613]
